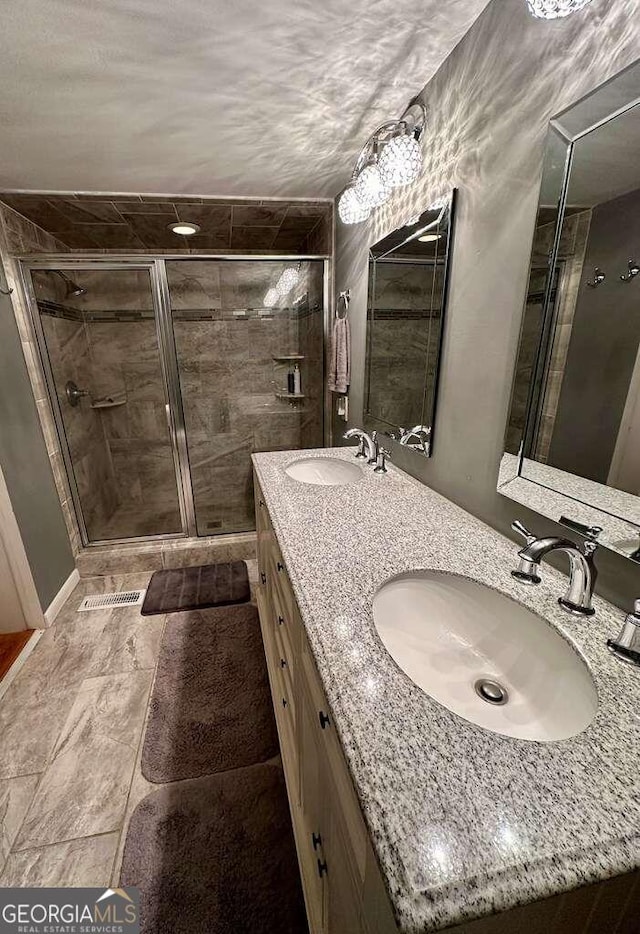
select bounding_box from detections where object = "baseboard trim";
[44,568,80,626]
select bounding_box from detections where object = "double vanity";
[253,447,640,933]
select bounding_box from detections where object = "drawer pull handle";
[277,615,284,626]
[280,658,287,669]
[282,697,288,709]
[260,572,266,585]
[317,858,328,878]
[318,710,330,730]
[277,561,284,572]
[312,832,322,851]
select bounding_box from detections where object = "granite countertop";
[252,447,640,933]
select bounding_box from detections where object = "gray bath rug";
[140,561,249,615]
[141,604,278,782]
[120,761,307,934]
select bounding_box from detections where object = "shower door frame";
[19,254,331,548]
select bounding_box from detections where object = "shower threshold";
[75,530,257,578]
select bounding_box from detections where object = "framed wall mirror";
[499,61,640,562]
[364,191,456,457]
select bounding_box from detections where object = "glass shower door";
[166,259,325,536]
[30,265,184,543]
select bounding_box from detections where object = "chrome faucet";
[511,520,598,617]
[399,424,431,455]
[344,428,377,464]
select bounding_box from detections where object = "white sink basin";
[373,570,598,742]
[285,457,362,486]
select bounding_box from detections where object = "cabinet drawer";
[270,540,298,624]
[271,577,297,667]
[273,621,295,706]
[301,632,368,883]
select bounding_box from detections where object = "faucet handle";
[511,519,537,545]
[374,448,390,474]
[510,520,541,584]
[607,598,640,667]
[560,515,602,540]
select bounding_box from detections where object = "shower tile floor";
[0,562,258,886]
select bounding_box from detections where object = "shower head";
[50,270,87,298]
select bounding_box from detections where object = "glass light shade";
[168,221,200,235]
[526,0,593,17]
[338,185,370,224]
[354,162,390,210]
[276,266,300,296]
[263,288,279,307]
[378,134,423,189]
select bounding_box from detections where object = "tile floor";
[0,561,258,887]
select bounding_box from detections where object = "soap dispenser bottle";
[293,363,301,395]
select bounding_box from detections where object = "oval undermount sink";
[285,457,362,486]
[373,570,598,742]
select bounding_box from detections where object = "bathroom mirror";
[500,61,640,562]
[364,191,456,457]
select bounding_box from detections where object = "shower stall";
[22,257,328,545]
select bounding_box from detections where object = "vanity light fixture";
[354,157,390,210]
[338,97,427,225]
[379,131,423,189]
[338,183,371,224]
[168,222,201,236]
[526,0,593,17]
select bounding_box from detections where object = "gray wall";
[549,187,640,482]
[335,0,640,610]
[0,292,75,610]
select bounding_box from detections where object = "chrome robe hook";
[586,267,605,288]
[620,260,639,282]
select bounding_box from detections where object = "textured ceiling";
[0,0,491,198]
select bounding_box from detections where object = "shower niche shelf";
[90,394,127,409]
[272,354,305,363]
[274,391,305,403]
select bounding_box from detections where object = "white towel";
[328,316,351,394]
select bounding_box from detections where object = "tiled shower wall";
[505,209,591,460]
[39,311,120,535]
[32,266,183,541]
[167,260,324,534]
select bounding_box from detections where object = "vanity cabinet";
[254,475,398,934]
[254,469,640,934]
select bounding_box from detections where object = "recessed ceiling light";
[418,233,442,242]
[168,222,200,236]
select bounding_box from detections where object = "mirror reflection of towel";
[328,317,351,394]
